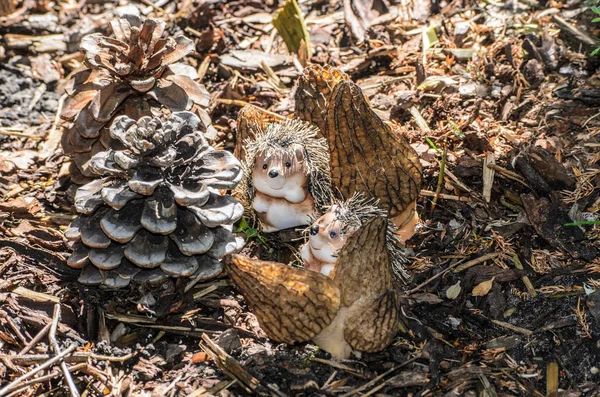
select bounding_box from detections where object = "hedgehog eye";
[329,231,337,239]
[285,162,292,168]
[262,164,267,170]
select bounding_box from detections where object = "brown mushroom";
[225,217,398,359]
[325,80,423,241]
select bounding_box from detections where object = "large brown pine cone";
[65,111,244,288]
[61,16,215,184]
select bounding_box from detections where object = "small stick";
[490,319,533,336]
[406,258,468,295]
[6,368,62,392]
[340,357,418,397]
[0,128,42,139]
[216,99,287,120]
[200,334,265,395]
[419,190,471,202]
[453,252,500,273]
[546,362,559,397]
[0,344,77,396]
[486,163,529,187]
[19,322,51,355]
[49,304,80,397]
[409,106,432,133]
[4,315,28,346]
[512,254,537,297]
[552,15,596,46]
[39,93,66,159]
[430,144,447,215]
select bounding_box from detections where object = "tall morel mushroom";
[61,15,214,184]
[65,111,244,288]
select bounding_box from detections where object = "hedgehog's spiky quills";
[313,193,410,281]
[237,118,333,215]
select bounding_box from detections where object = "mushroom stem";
[391,200,419,243]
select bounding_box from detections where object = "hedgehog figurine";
[239,118,332,233]
[301,194,409,281]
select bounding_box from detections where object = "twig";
[200,334,276,396]
[453,252,500,273]
[39,93,66,159]
[490,319,533,336]
[482,152,496,203]
[311,358,368,379]
[5,368,62,393]
[406,258,467,295]
[49,304,80,397]
[19,323,51,355]
[0,128,42,139]
[552,15,596,47]
[0,344,77,396]
[409,106,431,133]
[486,164,529,188]
[216,99,287,120]
[419,190,471,202]
[512,254,537,297]
[547,362,559,397]
[340,356,418,397]
[4,315,28,346]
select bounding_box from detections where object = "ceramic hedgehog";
[301,194,409,280]
[239,118,332,232]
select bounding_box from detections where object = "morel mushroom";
[237,118,332,233]
[301,194,408,280]
[64,111,244,288]
[326,80,422,242]
[226,217,398,359]
[294,64,349,136]
[234,104,285,160]
[61,15,214,184]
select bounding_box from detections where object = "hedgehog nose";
[268,169,279,178]
[309,225,320,236]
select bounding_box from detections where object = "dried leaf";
[472,277,495,297]
[446,281,462,300]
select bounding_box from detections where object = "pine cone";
[64,111,244,288]
[61,16,215,184]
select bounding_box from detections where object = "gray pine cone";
[65,111,245,288]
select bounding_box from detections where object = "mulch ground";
[1,0,600,395]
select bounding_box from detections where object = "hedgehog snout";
[268,169,279,178]
[310,225,320,236]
